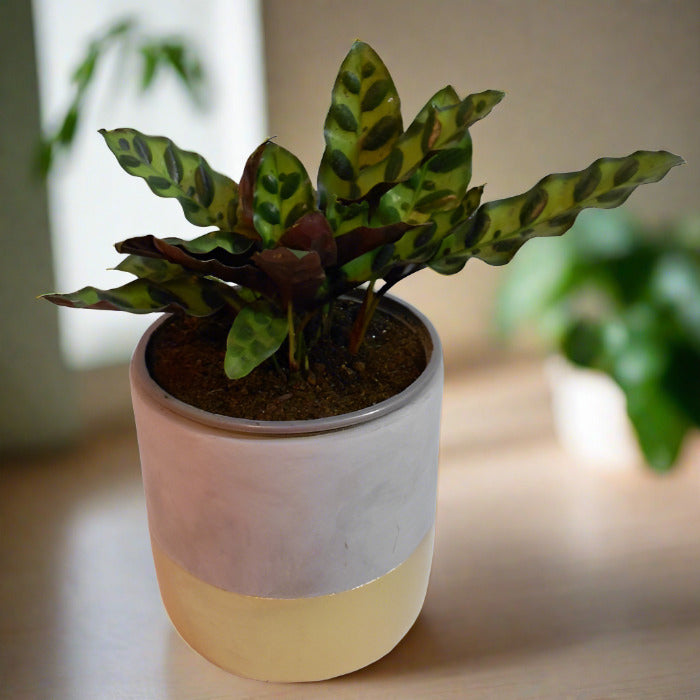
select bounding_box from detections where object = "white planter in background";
[545,355,642,469]
[129,296,443,682]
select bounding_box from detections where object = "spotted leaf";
[335,221,420,266]
[325,196,371,236]
[113,254,184,283]
[355,88,503,198]
[100,128,239,229]
[40,274,230,317]
[164,229,257,258]
[225,302,288,379]
[115,235,271,296]
[429,150,684,273]
[375,129,473,226]
[318,41,403,202]
[253,142,316,247]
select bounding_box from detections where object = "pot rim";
[130,292,442,437]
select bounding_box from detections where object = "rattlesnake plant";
[42,41,683,379]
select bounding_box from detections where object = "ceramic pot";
[129,295,443,682]
[545,355,641,469]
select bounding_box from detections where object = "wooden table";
[2,360,699,698]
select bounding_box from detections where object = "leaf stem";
[287,302,299,371]
[349,281,380,354]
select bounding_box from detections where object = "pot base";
[151,526,434,682]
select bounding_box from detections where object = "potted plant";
[496,209,699,471]
[41,41,682,681]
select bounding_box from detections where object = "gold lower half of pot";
[150,526,435,682]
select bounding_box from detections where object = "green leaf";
[139,45,159,90]
[429,150,684,272]
[40,274,229,317]
[344,182,483,283]
[318,41,403,202]
[100,128,239,229]
[493,234,576,338]
[375,128,473,226]
[560,311,690,471]
[252,142,316,246]
[115,235,269,296]
[664,346,700,426]
[333,221,417,267]
[650,251,700,351]
[355,88,503,198]
[626,383,690,472]
[164,229,256,258]
[225,303,288,379]
[72,46,99,90]
[113,254,184,282]
[325,196,371,236]
[58,106,79,145]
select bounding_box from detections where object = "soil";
[146,300,428,421]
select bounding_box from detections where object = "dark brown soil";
[147,300,427,421]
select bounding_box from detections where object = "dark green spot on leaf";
[362,115,401,151]
[195,163,214,207]
[117,155,141,170]
[132,135,152,164]
[613,158,640,186]
[262,174,278,194]
[340,70,361,94]
[258,201,281,225]
[414,226,436,249]
[330,103,358,132]
[384,148,404,181]
[573,163,602,202]
[361,79,391,112]
[372,244,395,272]
[597,188,631,205]
[329,149,355,181]
[280,171,302,200]
[164,143,183,183]
[226,199,238,229]
[284,202,308,228]
[519,188,548,226]
[177,196,200,214]
[465,209,490,246]
[492,237,521,253]
[415,190,457,213]
[427,147,467,173]
[549,213,577,230]
[147,176,172,191]
[457,100,473,127]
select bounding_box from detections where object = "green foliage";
[37,18,205,177]
[496,210,700,470]
[318,41,402,203]
[252,143,316,246]
[42,40,683,384]
[100,128,239,228]
[225,303,288,379]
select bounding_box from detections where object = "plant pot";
[545,355,641,469]
[129,295,443,682]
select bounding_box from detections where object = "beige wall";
[261,0,699,366]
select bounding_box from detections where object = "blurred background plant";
[35,16,206,177]
[495,209,700,471]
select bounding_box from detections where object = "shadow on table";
[347,461,700,681]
